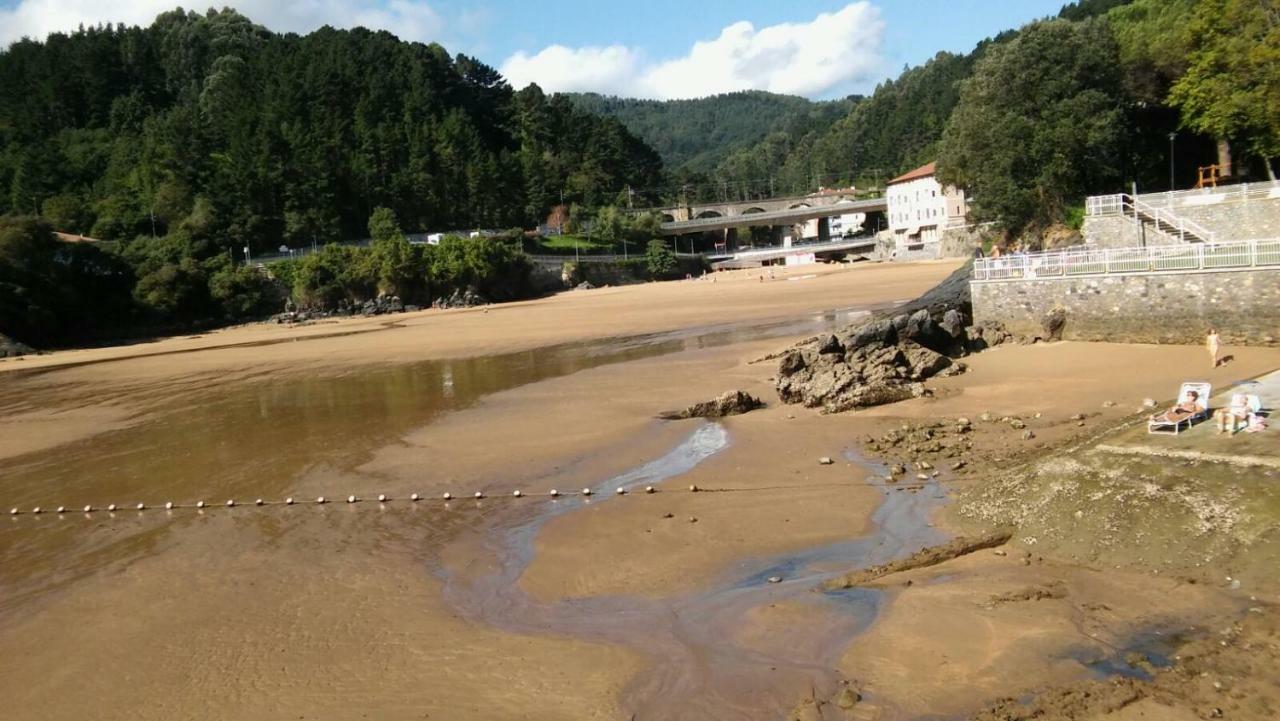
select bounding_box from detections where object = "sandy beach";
[3,258,1279,721]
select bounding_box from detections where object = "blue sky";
[0,1,1069,98]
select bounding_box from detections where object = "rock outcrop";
[431,288,487,309]
[0,333,34,358]
[775,262,1020,412]
[658,390,764,420]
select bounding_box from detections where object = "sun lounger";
[1148,381,1211,435]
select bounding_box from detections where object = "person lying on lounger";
[1149,390,1203,423]
[1214,394,1252,434]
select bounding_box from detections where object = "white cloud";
[500,44,642,95]
[500,2,886,99]
[0,0,446,47]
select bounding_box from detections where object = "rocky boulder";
[658,390,764,420]
[432,288,487,309]
[0,333,34,358]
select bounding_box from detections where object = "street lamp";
[1168,132,1177,191]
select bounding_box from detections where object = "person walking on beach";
[1206,328,1221,368]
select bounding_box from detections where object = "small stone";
[1103,400,1116,408]
[818,457,834,465]
[950,460,966,471]
[836,688,861,710]
[1077,421,1086,427]
[1142,398,1157,408]
[918,461,933,471]
[662,512,674,519]
[979,412,992,422]
[1022,430,1035,440]
[889,465,906,476]
[993,549,1007,557]
[916,473,929,481]
[956,417,971,426]
[688,516,698,523]
[767,576,782,584]
[1070,413,1085,421]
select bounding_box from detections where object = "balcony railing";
[972,238,1280,282]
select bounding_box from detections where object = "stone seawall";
[1084,196,1280,247]
[971,269,1280,346]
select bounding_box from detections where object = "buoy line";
[6,477,955,521]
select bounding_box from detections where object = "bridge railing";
[972,238,1280,282]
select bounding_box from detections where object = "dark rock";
[658,390,764,420]
[1041,306,1067,341]
[777,349,806,378]
[432,287,487,309]
[940,308,967,339]
[815,334,843,355]
[574,280,596,290]
[900,341,952,380]
[0,333,34,358]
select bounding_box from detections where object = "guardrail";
[972,238,1280,282]
[1136,180,1280,210]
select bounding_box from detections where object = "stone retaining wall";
[1084,196,1280,247]
[971,268,1280,345]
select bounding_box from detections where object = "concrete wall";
[971,269,1280,345]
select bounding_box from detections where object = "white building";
[886,161,969,248]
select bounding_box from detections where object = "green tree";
[1168,0,1280,178]
[937,19,1127,232]
[644,239,677,278]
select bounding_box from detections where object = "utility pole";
[626,185,634,210]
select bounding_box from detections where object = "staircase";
[1087,193,1216,244]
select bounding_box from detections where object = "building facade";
[886,161,968,249]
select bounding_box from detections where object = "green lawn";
[528,235,643,256]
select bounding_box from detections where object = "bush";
[644,239,678,278]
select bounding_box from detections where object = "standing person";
[1206,328,1221,368]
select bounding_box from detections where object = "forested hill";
[0,8,662,247]
[566,91,854,173]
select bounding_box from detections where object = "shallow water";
[438,437,949,720]
[0,308,869,616]
[0,302,946,719]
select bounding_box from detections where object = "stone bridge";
[655,191,879,224]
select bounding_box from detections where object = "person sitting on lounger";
[1150,390,1202,423]
[1214,394,1251,434]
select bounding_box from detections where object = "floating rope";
[6,479,949,520]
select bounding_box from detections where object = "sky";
[0,0,1070,99]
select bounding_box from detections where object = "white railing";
[972,238,1280,282]
[1136,180,1280,210]
[1088,181,1280,216]
[1085,192,1216,243]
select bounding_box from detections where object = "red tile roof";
[887,161,937,186]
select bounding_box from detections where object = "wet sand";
[4,258,1280,720]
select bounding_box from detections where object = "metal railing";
[1085,192,1216,243]
[972,238,1280,282]
[1133,180,1280,210]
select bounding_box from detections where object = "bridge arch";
[695,210,723,219]
[660,213,675,223]
[742,207,767,215]
[787,202,812,210]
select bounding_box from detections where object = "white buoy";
[410,493,420,501]
[443,492,452,500]
[136,503,145,510]
[549,489,560,497]
[226,499,236,507]
[57,506,66,513]
[255,499,264,506]
[165,502,174,510]
[32,507,42,514]
[378,494,388,502]
[196,501,205,509]
[285,497,294,505]
[347,495,357,503]
[83,505,93,513]
[107,504,116,512]
[317,496,327,504]
[474,491,484,499]
[512,490,522,497]
[582,488,593,496]
[645,486,656,494]
[616,488,626,495]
